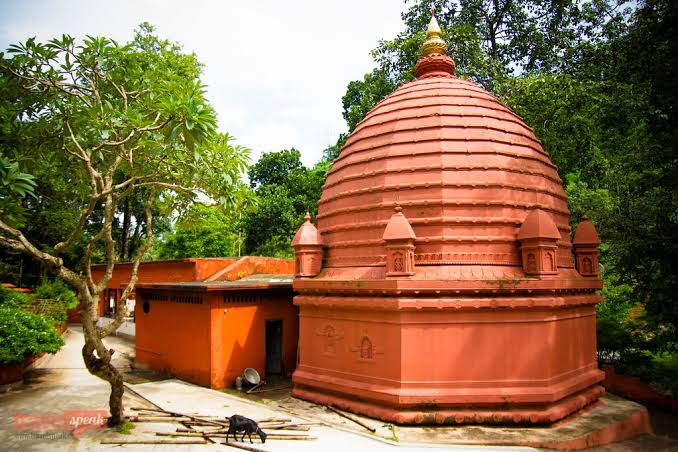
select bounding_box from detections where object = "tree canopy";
[0,23,250,424]
[243,149,330,258]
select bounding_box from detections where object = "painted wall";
[210,289,299,388]
[135,289,212,386]
[135,288,298,389]
[67,258,236,322]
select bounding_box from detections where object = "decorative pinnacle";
[395,206,403,213]
[422,9,448,56]
[304,212,311,222]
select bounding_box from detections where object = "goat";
[225,414,267,444]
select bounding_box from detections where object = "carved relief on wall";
[315,323,344,356]
[350,333,383,362]
[582,257,592,274]
[393,252,404,272]
[360,336,373,359]
[545,252,555,272]
[526,253,537,272]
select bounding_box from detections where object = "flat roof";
[91,257,240,268]
[135,274,293,292]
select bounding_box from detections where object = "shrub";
[649,347,678,396]
[0,280,77,326]
[33,279,78,309]
[0,302,64,364]
[0,285,32,304]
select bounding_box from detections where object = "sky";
[0,0,408,166]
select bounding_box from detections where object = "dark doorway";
[265,320,283,376]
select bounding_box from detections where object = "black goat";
[225,414,267,444]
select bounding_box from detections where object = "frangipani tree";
[0,24,249,425]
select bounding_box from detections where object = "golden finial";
[422,7,448,56]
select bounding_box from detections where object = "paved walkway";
[0,327,536,451]
[2,327,676,451]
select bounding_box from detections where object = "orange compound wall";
[135,289,212,386]
[135,288,298,389]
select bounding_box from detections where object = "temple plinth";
[291,12,605,425]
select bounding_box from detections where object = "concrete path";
[129,379,537,452]
[0,327,537,451]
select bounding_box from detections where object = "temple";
[291,13,605,424]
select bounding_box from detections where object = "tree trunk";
[128,220,141,261]
[120,198,131,261]
[79,292,125,426]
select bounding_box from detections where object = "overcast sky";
[0,0,408,166]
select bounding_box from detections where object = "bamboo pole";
[157,432,316,441]
[327,406,377,433]
[221,442,268,452]
[101,439,206,445]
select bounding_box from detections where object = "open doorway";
[265,320,283,377]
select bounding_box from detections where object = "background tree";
[244,149,330,257]
[341,0,632,133]
[154,203,242,259]
[0,25,249,425]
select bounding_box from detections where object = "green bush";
[33,279,78,309]
[0,281,77,325]
[649,348,678,396]
[0,302,64,364]
[0,285,32,304]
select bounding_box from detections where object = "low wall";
[603,364,678,412]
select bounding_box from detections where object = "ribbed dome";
[318,63,574,274]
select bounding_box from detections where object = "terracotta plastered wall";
[297,306,403,392]
[135,289,212,387]
[209,289,298,389]
[295,297,602,411]
[69,261,199,322]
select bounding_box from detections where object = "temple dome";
[292,13,605,427]
[317,50,573,276]
[573,216,600,245]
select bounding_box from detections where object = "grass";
[384,423,399,442]
[116,419,136,435]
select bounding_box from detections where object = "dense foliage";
[0,282,76,326]
[154,203,242,259]
[0,299,64,364]
[242,149,330,258]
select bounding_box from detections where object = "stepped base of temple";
[388,393,652,450]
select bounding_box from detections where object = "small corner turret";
[517,209,561,275]
[291,213,323,277]
[573,216,600,276]
[383,207,416,277]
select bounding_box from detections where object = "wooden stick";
[130,407,228,428]
[124,385,164,410]
[158,432,315,441]
[181,419,217,445]
[101,439,206,445]
[247,385,292,394]
[256,417,291,423]
[327,406,376,433]
[128,416,195,423]
[221,442,268,452]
